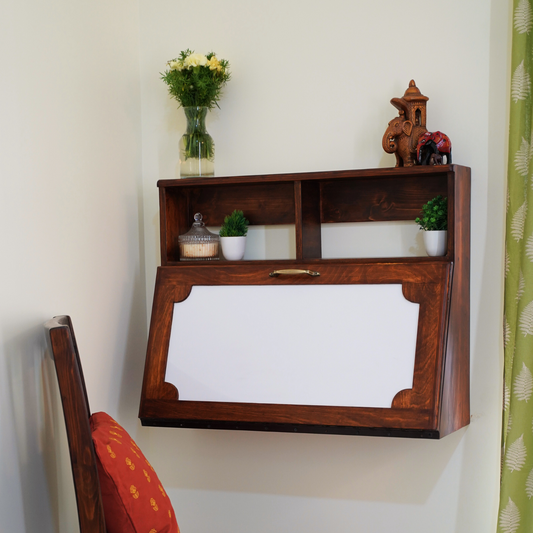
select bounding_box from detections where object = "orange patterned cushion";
[90,412,179,533]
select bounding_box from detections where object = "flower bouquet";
[161,50,230,177]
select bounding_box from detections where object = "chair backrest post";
[45,315,106,533]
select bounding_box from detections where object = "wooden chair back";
[45,315,106,533]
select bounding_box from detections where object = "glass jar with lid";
[178,213,220,261]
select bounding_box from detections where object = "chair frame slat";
[45,315,106,533]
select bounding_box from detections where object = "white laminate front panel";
[165,284,419,408]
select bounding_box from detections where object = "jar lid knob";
[192,213,204,227]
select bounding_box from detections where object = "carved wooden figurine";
[416,131,452,165]
[382,80,428,167]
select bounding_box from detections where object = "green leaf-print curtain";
[498,1,533,532]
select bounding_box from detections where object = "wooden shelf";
[158,165,462,264]
[139,165,471,438]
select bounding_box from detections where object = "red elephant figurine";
[416,131,452,165]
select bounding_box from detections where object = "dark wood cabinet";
[139,165,470,438]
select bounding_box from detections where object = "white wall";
[0,1,143,532]
[0,0,509,532]
[139,1,509,533]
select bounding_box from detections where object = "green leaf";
[415,195,447,231]
[219,210,249,237]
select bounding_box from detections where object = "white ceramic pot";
[423,230,447,256]
[220,236,247,261]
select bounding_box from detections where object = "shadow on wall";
[115,270,149,428]
[145,422,466,505]
[3,323,77,533]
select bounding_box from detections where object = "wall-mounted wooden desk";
[139,165,470,439]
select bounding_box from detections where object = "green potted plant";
[415,195,448,256]
[219,210,249,260]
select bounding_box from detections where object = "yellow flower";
[207,57,219,70]
[167,60,182,71]
[184,53,208,68]
[207,56,224,73]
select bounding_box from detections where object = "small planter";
[219,209,249,260]
[415,195,447,257]
[220,236,247,261]
[423,230,447,256]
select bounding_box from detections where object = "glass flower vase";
[179,106,215,178]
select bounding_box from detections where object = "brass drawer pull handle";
[269,269,320,277]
